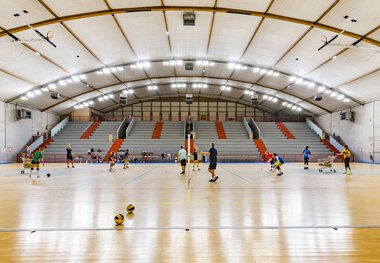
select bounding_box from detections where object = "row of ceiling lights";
[19,59,351,104]
[20,74,87,100]
[73,90,133,109]
[288,76,350,102]
[71,84,303,112]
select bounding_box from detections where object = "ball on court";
[126,204,135,214]
[46,173,51,178]
[114,214,124,225]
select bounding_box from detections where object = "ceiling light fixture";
[221,85,231,91]
[148,85,158,90]
[20,96,28,101]
[295,78,303,84]
[260,69,267,74]
[72,75,80,82]
[318,86,326,92]
[253,67,260,73]
[27,92,35,98]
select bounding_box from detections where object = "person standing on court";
[192,144,200,172]
[340,145,352,175]
[66,144,75,168]
[201,142,218,182]
[300,146,311,170]
[178,146,187,175]
[24,145,31,158]
[29,147,44,179]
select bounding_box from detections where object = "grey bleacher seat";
[121,121,185,157]
[195,121,260,156]
[44,121,121,156]
[256,122,333,156]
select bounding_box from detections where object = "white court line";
[2,225,380,233]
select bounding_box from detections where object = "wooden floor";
[1,161,380,262]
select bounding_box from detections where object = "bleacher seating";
[44,121,121,158]
[195,121,260,155]
[256,122,333,156]
[121,121,184,157]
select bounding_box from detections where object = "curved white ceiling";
[0,0,379,115]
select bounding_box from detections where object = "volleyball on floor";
[114,214,124,225]
[126,204,135,214]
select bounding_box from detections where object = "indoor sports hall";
[0,0,380,262]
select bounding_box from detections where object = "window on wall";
[107,97,278,122]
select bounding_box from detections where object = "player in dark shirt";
[201,142,218,182]
[66,144,75,168]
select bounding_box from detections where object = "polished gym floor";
[0,162,380,262]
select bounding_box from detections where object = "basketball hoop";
[46,31,53,40]
[321,35,328,44]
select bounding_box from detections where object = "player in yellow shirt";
[341,145,352,175]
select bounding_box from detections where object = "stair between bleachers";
[321,139,343,160]
[103,139,124,162]
[254,139,267,161]
[215,121,227,139]
[32,138,53,155]
[276,122,296,139]
[152,122,163,139]
[80,121,100,139]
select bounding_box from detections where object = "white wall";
[314,102,379,162]
[0,102,60,162]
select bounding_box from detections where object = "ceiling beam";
[16,58,359,108]
[1,6,379,47]
[250,1,342,109]
[102,0,144,102]
[99,93,279,116]
[36,0,124,106]
[272,0,341,67]
[40,75,332,113]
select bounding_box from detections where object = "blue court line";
[125,167,157,185]
[0,162,13,165]
[221,167,251,182]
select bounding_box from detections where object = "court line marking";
[2,225,380,233]
[221,167,251,182]
[125,167,157,185]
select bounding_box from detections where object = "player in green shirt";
[30,147,44,179]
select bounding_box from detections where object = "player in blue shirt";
[300,146,311,170]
